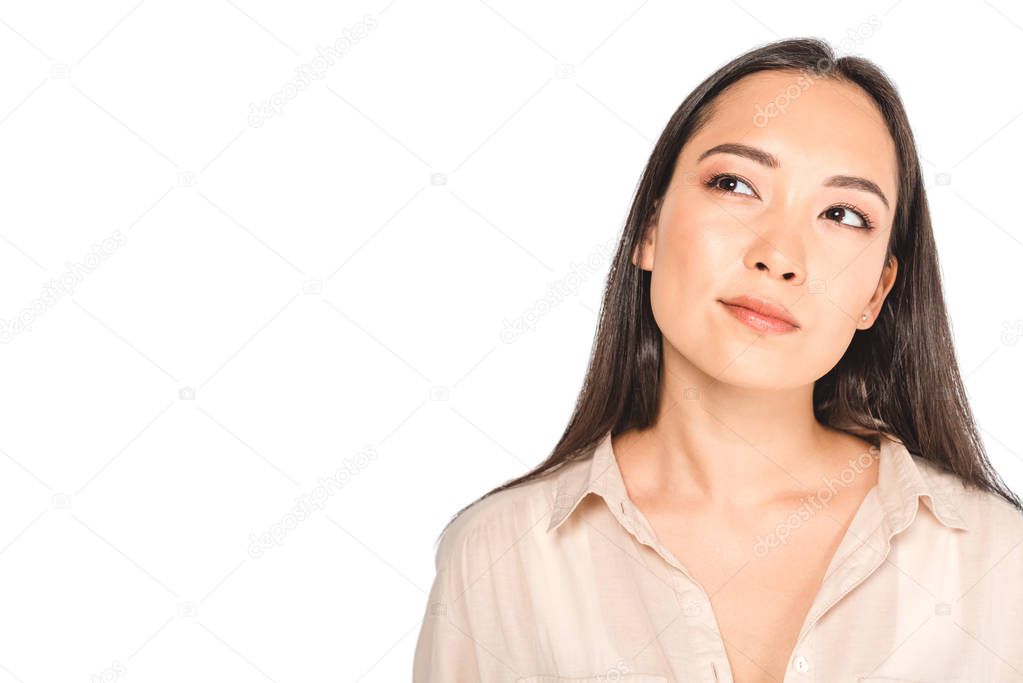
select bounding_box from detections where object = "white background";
[0,1,1020,681]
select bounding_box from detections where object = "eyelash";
[702,172,876,231]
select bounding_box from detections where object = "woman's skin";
[614,70,901,680]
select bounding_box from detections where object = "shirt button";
[792,655,810,673]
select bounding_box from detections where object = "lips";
[718,295,801,334]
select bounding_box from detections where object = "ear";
[859,254,898,329]
[631,198,661,271]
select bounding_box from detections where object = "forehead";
[685,70,899,200]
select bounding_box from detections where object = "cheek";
[816,246,884,329]
[643,203,888,388]
[794,245,886,371]
[648,209,732,331]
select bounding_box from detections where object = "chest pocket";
[517,676,668,683]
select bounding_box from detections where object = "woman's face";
[634,70,900,389]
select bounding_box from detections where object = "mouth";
[717,295,801,334]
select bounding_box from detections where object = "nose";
[742,214,806,285]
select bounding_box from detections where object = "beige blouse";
[412,430,1023,682]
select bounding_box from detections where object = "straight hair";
[439,37,1022,542]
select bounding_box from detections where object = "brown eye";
[822,204,873,230]
[706,173,756,197]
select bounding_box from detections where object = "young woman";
[413,38,1023,682]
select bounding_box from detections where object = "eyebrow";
[697,142,890,211]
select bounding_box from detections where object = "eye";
[704,173,877,231]
[821,203,874,231]
[704,173,758,198]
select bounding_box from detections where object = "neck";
[614,351,860,508]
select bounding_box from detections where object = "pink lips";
[718,295,800,334]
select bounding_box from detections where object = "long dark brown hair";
[439,37,1022,542]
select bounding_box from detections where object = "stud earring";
[861,313,868,321]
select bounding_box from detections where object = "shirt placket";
[613,497,733,683]
[612,490,895,683]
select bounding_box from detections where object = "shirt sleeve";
[412,527,483,682]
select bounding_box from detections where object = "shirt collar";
[546,430,970,534]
